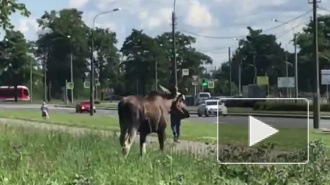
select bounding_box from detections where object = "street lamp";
[90,8,121,116]
[172,0,178,87]
[272,18,299,99]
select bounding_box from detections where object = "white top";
[41,105,48,112]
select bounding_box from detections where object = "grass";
[0,125,330,184]
[0,110,329,150]
[0,126,217,184]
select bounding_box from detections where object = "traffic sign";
[249,116,278,147]
[182,69,189,76]
[321,70,330,85]
[208,81,215,89]
[277,77,294,88]
[257,76,269,86]
[66,82,74,90]
[84,81,90,88]
[192,75,198,86]
[95,81,101,86]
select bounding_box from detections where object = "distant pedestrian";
[41,102,49,119]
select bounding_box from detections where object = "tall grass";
[0,125,329,184]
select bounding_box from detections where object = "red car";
[75,102,96,113]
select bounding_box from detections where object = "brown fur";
[118,89,189,156]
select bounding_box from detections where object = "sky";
[7,0,330,71]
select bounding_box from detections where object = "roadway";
[1,104,330,129]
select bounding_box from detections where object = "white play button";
[249,116,279,147]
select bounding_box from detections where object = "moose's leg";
[157,129,166,152]
[140,132,147,156]
[127,125,138,148]
[119,126,128,153]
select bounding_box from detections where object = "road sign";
[66,82,74,90]
[208,81,215,89]
[257,76,269,85]
[249,116,279,147]
[95,81,101,86]
[277,77,294,88]
[84,81,90,88]
[192,75,198,86]
[182,69,189,76]
[321,70,330,85]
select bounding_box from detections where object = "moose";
[117,85,189,156]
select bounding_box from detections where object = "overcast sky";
[6,0,330,70]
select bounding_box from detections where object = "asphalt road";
[1,104,330,129]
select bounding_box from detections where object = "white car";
[197,99,228,117]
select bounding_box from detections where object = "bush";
[253,101,330,111]
[226,100,263,108]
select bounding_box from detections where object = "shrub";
[253,101,330,111]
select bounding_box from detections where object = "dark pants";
[171,115,181,140]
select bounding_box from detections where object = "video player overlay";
[217,98,309,164]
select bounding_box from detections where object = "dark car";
[75,102,96,113]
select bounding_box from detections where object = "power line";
[177,9,312,40]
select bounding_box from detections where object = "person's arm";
[174,94,184,114]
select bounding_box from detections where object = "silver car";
[197,99,228,117]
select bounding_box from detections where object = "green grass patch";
[0,126,329,184]
[1,110,329,150]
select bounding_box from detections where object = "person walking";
[170,86,186,143]
[40,101,49,119]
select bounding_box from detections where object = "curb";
[53,105,330,119]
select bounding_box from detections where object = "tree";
[120,29,166,95]
[36,9,90,100]
[296,14,330,93]
[90,28,120,98]
[224,27,286,93]
[0,31,33,101]
[0,0,30,31]
[156,32,212,91]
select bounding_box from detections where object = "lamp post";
[66,35,74,104]
[272,18,299,99]
[90,8,121,116]
[283,61,293,97]
[172,0,178,87]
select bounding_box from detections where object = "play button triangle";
[249,116,279,147]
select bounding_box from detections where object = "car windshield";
[199,94,209,98]
[206,101,218,105]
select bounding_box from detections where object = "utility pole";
[253,53,257,84]
[172,10,177,87]
[310,0,320,129]
[70,45,73,104]
[43,46,47,103]
[285,54,289,97]
[90,29,95,116]
[294,34,299,101]
[238,62,242,95]
[155,60,158,91]
[229,47,232,96]
[30,60,33,103]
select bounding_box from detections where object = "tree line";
[1,2,330,101]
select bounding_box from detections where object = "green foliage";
[0,126,329,184]
[0,0,30,31]
[253,101,330,111]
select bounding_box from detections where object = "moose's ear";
[159,85,170,94]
